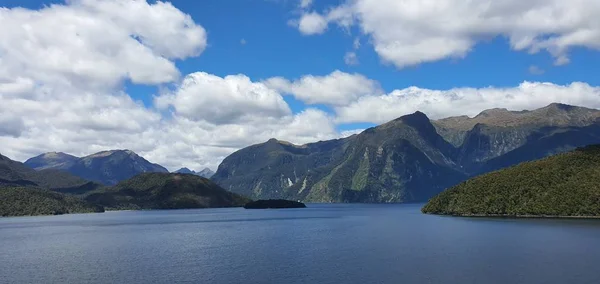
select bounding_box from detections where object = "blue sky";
[1,0,599,170]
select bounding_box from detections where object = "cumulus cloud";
[265,70,381,105]
[0,0,207,88]
[293,0,600,68]
[297,12,328,35]
[335,82,600,124]
[155,72,291,124]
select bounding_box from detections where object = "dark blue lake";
[1,204,600,284]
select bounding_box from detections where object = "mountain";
[174,167,215,178]
[25,150,168,185]
[213,111,467,203]
[1,153,94,189]
[433,103,600,171]
[24,152,78,170]
[0,153,105,217]
[85,173,251,210]
[212,103,600,203]
[422,145,600,217]
[0,186,104,217]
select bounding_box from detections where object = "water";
[1,204,600,284]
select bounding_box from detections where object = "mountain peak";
[393,111,431,128]
[543,102,575,112]
[476,108,510,117]
[174,167,214,178]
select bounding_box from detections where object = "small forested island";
[0,187,104,217]
[244,199,307,209]
[422,145,600,218]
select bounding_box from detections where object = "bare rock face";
[213,103,600,203]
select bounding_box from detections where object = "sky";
[1,0,600,171]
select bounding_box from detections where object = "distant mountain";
[24,152,78,170]
[422,145,600,217]
[174,167,215,178]
[85,173,250,210]
[25,150,168,185]
[1,153,94,189]
[433,103,600,171]
[0,186,104,217]
[0,153,104,217]
[212,103,600,203]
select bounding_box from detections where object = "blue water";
[1,204,600,284]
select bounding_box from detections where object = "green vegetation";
[422,145,600,217]
[214,103,600,203]
[85,173,251,210]
[0,186,104,217]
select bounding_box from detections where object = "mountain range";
[5,102,600,208]
[174,167,215,178]
[25,150,168,185]
[0,153,249,216]
[211,103,600,203]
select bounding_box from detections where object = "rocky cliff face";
[212,104,600,203]
[213,112,466,202]
[435,103,600,170]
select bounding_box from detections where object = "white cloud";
[335,82,600,124]
[298,12,328,35]
[155,72,291,124]
[265,70,381,105]
[353,37,361,49]
[0,0,207,88]
[344,52,359,65]
[293,0,600,68]
[240,38,247,45]
[300,0,313,9]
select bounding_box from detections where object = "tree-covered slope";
[86,173,251,210]
[422,145,600,217]
[0,187,104,217]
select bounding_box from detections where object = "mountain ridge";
[25,149,168,185]
[212,103,600,203]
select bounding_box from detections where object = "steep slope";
[213,112,466,203]
[211,136,354,200]
[291,112,465,203]
[0,186,104,217]
[175,167,215,178]
[434,103,600,170]
[85,173,250,210]
[25,152,78,170]
[422,145,600,217]
[0,153,93,189]
[26,150,168,185]
[213,103,600,204]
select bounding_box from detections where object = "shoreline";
[425,212,600,219]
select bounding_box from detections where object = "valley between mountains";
[2,103,600,216]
